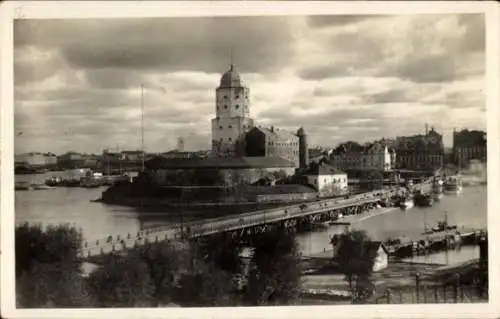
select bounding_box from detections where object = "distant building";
[57,152,84,169]
[15,152,56,168]
[245,126,300,168]
[121,150,144,162]
[452,129,487,169]
[394,126,444,171]
[331,140,396,172]
[302,163,348,197]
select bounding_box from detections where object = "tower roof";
[219,64,242,88]
[297,127,306,136]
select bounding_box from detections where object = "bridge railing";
[80,183,431,258]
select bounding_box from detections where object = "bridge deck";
[79,180,433,259]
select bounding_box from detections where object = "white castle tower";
[211,64,254,156]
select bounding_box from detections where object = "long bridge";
[79,180,433,261]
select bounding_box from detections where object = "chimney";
[425,123,429,135]
[271,126,274,133]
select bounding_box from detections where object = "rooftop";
[145,156,296,170]
[250,126,298,141]
[303,163,346,176]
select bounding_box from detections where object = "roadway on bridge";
[80,181,432,259]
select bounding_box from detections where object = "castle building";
[210,64,307,169]
[211,64,254,157]
[244,126,301,168]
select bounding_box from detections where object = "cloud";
[13,14,485,154]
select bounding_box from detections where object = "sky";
[14,14,485,154]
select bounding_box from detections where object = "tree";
[136,241,191,306]
[175,262,236,306]
[334,229,377,303]
[15,223,90,308]
[87,253,155,307]
[244,229,302,306]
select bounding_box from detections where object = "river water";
[15,172,487,260]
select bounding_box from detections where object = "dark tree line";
[15,223,303,308]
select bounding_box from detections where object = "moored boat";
[399,195,414,209]
[414,193,434,207]
[15,181,33,191]
[444,175,463,193]
[31,183,55,190]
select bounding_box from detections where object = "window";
[220,138,223,141]
[229,138,232,141]
[228,125,232,129]
[219,126,223,129]
[224,105,228,109]
[235,105,240,109]
[236,95,239,99]
[223,96,228,100]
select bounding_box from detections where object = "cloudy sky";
[14,14,485,154]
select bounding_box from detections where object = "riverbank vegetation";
[15,223,302,308]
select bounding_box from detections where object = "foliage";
[17,261,92,308]
[334,229,377,303]
[244,229,302,306]
[87,254,155,307]
[16,222,83,277]
[135,241,191,306]
[175,262,237,307]
[193,235,242,275]
[15,223,90,308]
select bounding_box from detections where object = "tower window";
[235,105,240,109]
[224,105,228,109]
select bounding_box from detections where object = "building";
[302,163,348,197]
[57,152,85,169]
[452,129,487,169]
[121,150,144,162]
[144,155,297,187]
[14,152,57,168]
[244,126,301,168]
[211,64,254,156]
[210,64,305,168]
[394,126,444,171]
[330,140,396,172]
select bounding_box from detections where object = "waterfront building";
[211,64,254,157]
[302,163,348,197]
[120,150,144,163]
[330,140,396,172]
[15,152,57,168]
[244,126,300,168]
[452,129,487,169]
[144,155,296,187]
[57,152,85,169]
[394,126,444,171]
